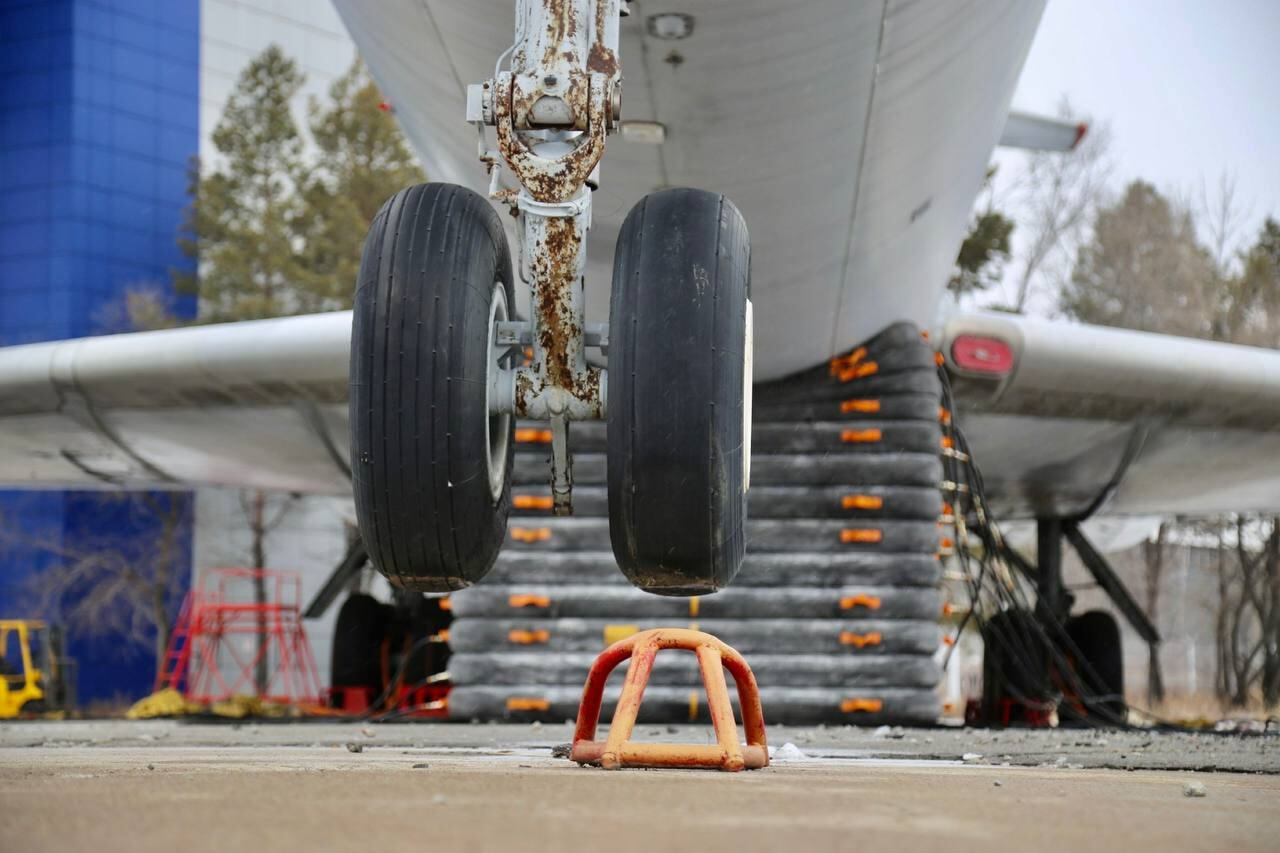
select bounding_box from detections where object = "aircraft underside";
[3,0,1280,729]
[331,0,1046,381]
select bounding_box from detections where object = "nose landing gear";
[351,0,751,594]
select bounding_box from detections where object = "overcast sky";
[986,0,1280,311]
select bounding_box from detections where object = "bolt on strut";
[469,0,623,515]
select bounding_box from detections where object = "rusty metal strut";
[569,628,770,771]
[468,0,624,516]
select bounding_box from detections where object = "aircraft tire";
[606,188,751,595]
[350,183,515,590]
[330,593,391,696]
[1062,609,1125,725]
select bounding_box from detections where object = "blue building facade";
[0,0,199,705]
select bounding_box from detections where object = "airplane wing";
[0,313,351,494]
[940,311,1280,518]
[3,309,1279,522]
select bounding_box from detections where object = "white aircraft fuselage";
[332,0,1046,381]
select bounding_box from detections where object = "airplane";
[3,1,1279,724]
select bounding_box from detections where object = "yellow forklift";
[0,620,75,718]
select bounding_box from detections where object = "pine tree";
[1221,217,1280,346]
[948,165,1015,298]
[298,59,427,305]
[1061,181,1216,337]
[175,45,317,321]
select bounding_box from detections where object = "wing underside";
[941,312,1280,518]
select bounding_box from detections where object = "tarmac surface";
[3,720,1278,852]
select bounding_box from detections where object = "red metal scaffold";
[156,568,322,706]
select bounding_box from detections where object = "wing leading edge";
[0,312,351,494]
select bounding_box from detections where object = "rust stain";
[543,0,571,66]
[536,216,580,390]
[495,75,606,202]
[587,0,618,75]
[587,41,617,75]
[514,370,537,414]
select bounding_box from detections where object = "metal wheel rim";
[743,298,754,492]
[485,283,512,503]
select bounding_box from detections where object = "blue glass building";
[0,0,199,704]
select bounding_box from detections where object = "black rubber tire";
[980,609,1052,725]
[1062,609,1125,725]
[606,188,750,594]
[350,183,515,590]
[330,594,391,692]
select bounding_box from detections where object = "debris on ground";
[770,742,807,761]
[361,727,376,738]
[1183,781,1207,798]
[962,752,983,763]
[551,743,571,758]
[345,743,363,754]
[124,689,313,720]
[412,763,429,769]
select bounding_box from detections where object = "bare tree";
[1195,515,1280,708]
[238,489,297,692]
[1199,172,1251,277]
[1142,521,1168,703]
[1,493,191,681]
[1006,99,1113,314]
[1233,517,1280,706]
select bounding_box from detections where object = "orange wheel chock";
[569,628,769,772]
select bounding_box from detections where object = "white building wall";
[198,0,357,166]
[191,1,368,690]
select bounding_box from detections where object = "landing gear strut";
[979,518,1159,726]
